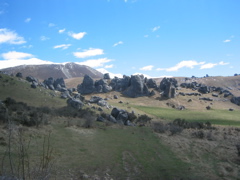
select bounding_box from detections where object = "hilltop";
[0,62,103,80]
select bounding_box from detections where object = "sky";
[0,0,239,78]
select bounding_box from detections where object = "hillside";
[0,62,103,81]
[1,73,240,179]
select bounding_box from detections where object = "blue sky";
[0,0,239,78]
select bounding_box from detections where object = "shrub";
[136,114,152,125]
[152,122,168,133]
[169,124,183,135]
[192,130,205,139]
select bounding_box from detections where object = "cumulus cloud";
[105,64,113,68]
[219,61,229,65]
[40,36,49,41]
[166,60,205,72]
[77,58,112,68]
[0,51,53,69]
[25,18,31,23]
[113,41,123,47]
[200,63,218,69]
[152,26,160,32]
[73,48,104,58]
[97,68,122,78]
[140,65,154,71]
[0,28,26,44]
[53,44,71,50]
[1,51,33,60]
[59,28,66,34]
[68,32,86,40]
[223,39,231,43]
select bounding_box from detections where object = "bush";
[152,122,168,133]
[136,114,152,125]
[169,124,183,135]
[192,130,205,139]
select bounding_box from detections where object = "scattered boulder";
[159,78,178,98]
[231,96,240,106]
[206,106,211,110]
[199,97,213,101]
[113,95,118,99]
[198,85,211,94]
[67,98,84,110]
[89,96,102,103]
[212,93,218,97]
[146,78,157,89]
[229,108,234,111]
[103,73,111,79]
[110,75,131,92]
[77,75,96,94]
[16,72,23,78]
[123,75,150,98]
[97,116,105,122]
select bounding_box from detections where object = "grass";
[0,74,66,107]
[133,105,240,126]
[49,121,200,179]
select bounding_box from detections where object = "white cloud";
[97,68,122,78]
[25,18,31,23]
[113,41,123,47]
[76,58,112,68]
[0,51,53,69]
[59,28,66,34]
[152,26,160,32]
[166,60,205,72]
[40,36,49,41]
[1,51,33,60]
[223,39,231,43]
[68,32,86,40]
[0,28,26,44]
[73,48,104,58]
[48,23,55,27]
[105,64,113,68]
[200,63,218,69]
[140,65,154,71]
[156,68,165,71]
[219,61,229,65]
[53,44,71,50]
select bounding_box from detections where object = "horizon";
[0,0,239,78]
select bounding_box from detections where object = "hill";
[0,62,103,81]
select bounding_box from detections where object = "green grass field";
[133,105,240,126]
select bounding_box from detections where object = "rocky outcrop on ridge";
[159,78,178,98]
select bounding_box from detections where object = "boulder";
[97,116,105,122]
[67,98,84,110]
[107,115,117,123]
[109,75,131,92]
[97,99,108,107]
[123,75,150,98]
[77,75,96,94]
[89,96,102,103]
[198,85,211,94]
[206,106,211,110]
[212,93,218,97]
[26,76,38,84]
[113,95,118,99]
[146,78,157,89]
[111,107,124,119]
[16,72,23,78]
[103,73,111,79]
[116,111,128,124]
[54,78,66,89]
[231,96,240,106]
[159,78,178,98]
[199,97,213,101]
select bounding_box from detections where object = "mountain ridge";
[0,62,103,80]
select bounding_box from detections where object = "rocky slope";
[0,62,103,80]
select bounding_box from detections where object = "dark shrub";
[153,122,168,133]
[169,124,183,135]
[136,114,152,125]
[192,130,205,139]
